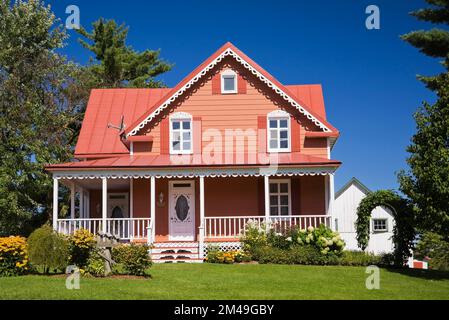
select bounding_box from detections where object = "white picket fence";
[56,218,151,241]
[204,215,331,239]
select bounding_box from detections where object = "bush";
[257,245,340,265]
[338,251,381,266]
[112,243,151,276]
[68,229,96,268]
[414,232,449,271]
[27,225,69,273]
[240,220,268,253]
[205,246,251,264]
[295,225,345,255]
[0,236,29,276]
[84,251,105,277]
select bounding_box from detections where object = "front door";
[168,181,195,241]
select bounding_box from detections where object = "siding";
[138,59,328,158]
[333,183,394,254]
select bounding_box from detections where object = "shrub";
[27,225,69,273]
[0,236,29,276]
[68,229,96,268]
[296,225,345,255]
[240,220,268,253]
[257,245,340,265]
[338,251,381,266]
[205,246,251,264]
[84,251,105,277]
[112,243,151,276]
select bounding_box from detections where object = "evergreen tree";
[399,0,449,238]
[0,0,83,235]
[77,19,172,88]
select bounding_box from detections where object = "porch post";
[79,187,84,218]
[264,175,270,225]
[329,173,335,229]
[102,177,107,233]
[70,182,75,219]
[199,176,205,259]
[150,176,156,244]
[52,178,59,231]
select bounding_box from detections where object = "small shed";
[333,178,394,254]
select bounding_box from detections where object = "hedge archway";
[355,190,415,266]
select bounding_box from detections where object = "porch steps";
[151,241,203,263]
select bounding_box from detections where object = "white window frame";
[269,179,292,216]
[169,112,193,155]
[267,110,291,153]
[221,70,238,94]
[372,218,388,233]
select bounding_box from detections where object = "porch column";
[199,176,205,259]
[264,175,270,224]
[150,176,156,244]
[52,178,59,231]
[329,173,335,229]
[70,182,75,219]
[79,187,84,218]
[102,177,107,233]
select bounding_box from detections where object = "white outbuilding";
[333,178,394,254]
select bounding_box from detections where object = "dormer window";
[221,70,237,94]
[267,110,291,153]
[170,112,192,154]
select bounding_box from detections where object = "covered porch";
[50,166,336,248]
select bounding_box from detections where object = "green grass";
[0,264,448,300]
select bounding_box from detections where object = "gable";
[124,42,338,138]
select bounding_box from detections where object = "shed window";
[372,218,388,232]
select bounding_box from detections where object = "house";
[45,42,341,262]
[333,178,394,254]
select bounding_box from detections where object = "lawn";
[0,264,448,300]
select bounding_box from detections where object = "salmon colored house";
[46,43,341,262]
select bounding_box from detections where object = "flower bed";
[0,236,29,276]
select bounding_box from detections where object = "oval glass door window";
[175,195,189,221]
[111,206,124,218]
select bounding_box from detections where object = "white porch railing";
[204,215,331,239]
[56,218,151,241]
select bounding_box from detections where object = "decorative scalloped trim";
[53,167,335,180]
[126,48,331,137]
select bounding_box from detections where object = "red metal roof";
[75,88,170,157]
[75,43,338,157]
[75,84,332,157]
[47,153,341,170]
[124,42,338,137]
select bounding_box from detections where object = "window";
[221,70,237,94]
[267,110,290,152]
[372,218,388,232]
[269,179,291,216]
[170,113,192,154]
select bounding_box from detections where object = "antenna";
[107,115,126,132]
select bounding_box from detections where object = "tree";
[401,0,449,91]
[399,0,449,239]
[77,18,172,88]
[0,0,84,236]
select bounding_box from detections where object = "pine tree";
[401,0,449,91]
[77,19,172,88]
[399,0,449,238]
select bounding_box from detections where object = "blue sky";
[48,0,440,191]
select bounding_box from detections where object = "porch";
[51,169,335,252]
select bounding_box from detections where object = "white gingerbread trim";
[52,166,337,180]
[126,48,331,137]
